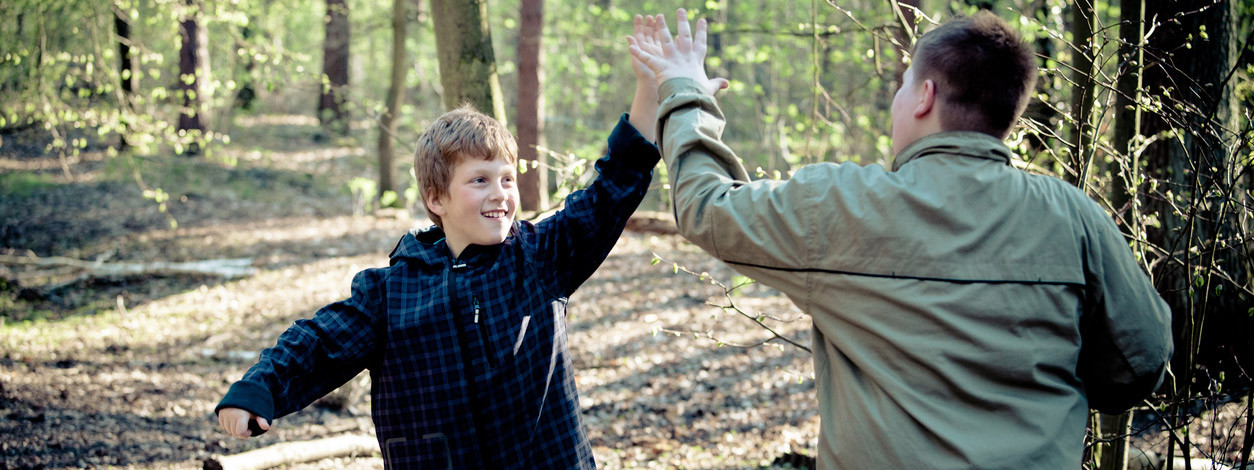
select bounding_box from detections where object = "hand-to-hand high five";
[627,9,728,96]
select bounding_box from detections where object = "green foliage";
[0,172,62,198]
[0,0,317,159]
[347,176,400,214]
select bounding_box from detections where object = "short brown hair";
[911,11,1037,138]
[413,105,518,228]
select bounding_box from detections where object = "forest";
[0,0,1251,468]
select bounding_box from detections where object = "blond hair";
[413,105,518,228]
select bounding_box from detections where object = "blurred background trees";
[1,0,1249,467]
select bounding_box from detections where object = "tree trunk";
[234,22,257,111]
[516,0,547,211]
[115,5,135,97]
[1095,411,1133,470]
[177,0,209,155]
[1141,1,1247,465]
[113,3,135,151]
[1097,4,1145,468]
[1067,0,1096,187]
[429,0,507,124]
[319,0,351,136]
[376,0,413,204]
[1110,0,1144,219]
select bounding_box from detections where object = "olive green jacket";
[656,77,1172,469]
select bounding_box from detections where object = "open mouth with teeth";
[482,210,509,218]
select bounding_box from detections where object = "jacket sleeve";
[536,114,661,296]
[215,267,386,421]
[653,77,817,295]
[1077,202,1173,413]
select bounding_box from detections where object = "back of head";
[912,11,1037,139]
[414,105,518,227]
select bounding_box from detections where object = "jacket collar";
[891,131,1012,171]
[389,224,510,269]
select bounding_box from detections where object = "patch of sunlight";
[234,113,319,127]
[0,148,107,172]
[133,215,415,250]
[220,145,365,166]
[0,254,374,358]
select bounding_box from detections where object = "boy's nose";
[487,182,506,201]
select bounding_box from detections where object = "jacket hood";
[388,225,451,269]
[388,224,516,268]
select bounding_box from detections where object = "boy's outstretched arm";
[627,14,662,141]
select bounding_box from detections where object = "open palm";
[628,9,728,95]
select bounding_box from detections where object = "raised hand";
[627,14,664,88]
[628,9,728,96]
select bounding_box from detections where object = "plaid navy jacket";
[216,115,659,469]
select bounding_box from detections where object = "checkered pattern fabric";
[217,115,659,469]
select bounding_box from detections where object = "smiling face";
[426,156,519,258]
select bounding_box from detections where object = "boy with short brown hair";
[216,18,664,468]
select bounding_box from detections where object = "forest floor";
[0,113,1247,469]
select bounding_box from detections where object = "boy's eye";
[471,177,487,184]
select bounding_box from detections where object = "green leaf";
[380,190,398,208]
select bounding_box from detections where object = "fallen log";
[625,210,678,235]
[0,253,256,295]
[203,433,378,470]
[0,254,255,279]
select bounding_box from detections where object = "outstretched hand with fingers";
[628,9,729,96]
[627,14,663,88]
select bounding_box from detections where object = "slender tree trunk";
[234,23,257,111]
[1095,5,1146,469]
[1067,0,1096,187]
[115,6,135,96]
[114,3,135,151]
[319,0,351,136]
[1095,411,1133,470]
[429,0,506,124]
[177,0,209,155]
[1111,0,1145,221]
[516,0,547,211]
[377,0,410,204]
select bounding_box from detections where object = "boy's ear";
[424,190,447,217]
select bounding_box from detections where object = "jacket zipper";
[472,296,493,369]
[450,260,493,372]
